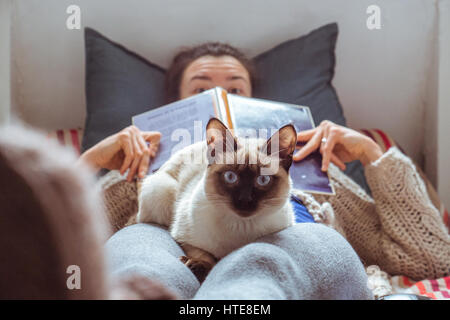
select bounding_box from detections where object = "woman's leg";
[194,223,374,300]
[105,223,200,299]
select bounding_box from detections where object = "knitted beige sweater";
[99,147,450,281]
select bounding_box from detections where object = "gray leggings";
[105,223,373,300]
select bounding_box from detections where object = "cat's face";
[204,119,297,218]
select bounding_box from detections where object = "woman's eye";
[195,88,207,94]
[229,88,241,94]
[223,171,238,184]
[256,175,271,186]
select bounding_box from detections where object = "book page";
[214,87,230,125]
[227,94,334,195]
[132,91,217,173]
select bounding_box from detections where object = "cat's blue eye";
[223,171,238,184]
[256,175,271,186]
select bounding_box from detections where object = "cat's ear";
[262,124,297,171]
[206,118,237,164]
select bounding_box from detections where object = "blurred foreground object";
[0,123,176,300]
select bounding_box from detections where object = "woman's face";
[179,55,252,99]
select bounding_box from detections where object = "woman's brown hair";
[165,42,256,103]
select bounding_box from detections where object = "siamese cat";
[137,118,297,282]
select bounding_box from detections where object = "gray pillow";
[82,28,166,152]
[253,23,346,127]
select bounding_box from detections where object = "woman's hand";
[80,126,161,181]
[293,120,383,171]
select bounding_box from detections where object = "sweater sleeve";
[363,147,450,279]
[315,147,450,280]
[97,170,139,233]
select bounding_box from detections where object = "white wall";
[437,0,450,209]
[424,3,439,189]
[0,0,11,125]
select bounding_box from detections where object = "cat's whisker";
[263,147,290,157]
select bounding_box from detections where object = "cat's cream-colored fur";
[137,139,295,264]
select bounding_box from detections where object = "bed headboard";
[7,0,440,172]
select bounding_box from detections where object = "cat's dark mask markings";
[205,118,297,216]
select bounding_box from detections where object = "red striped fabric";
[415,281,427,295]
[374,128,392,150]
[70,129,81,155]
[424,292,437,299]
[402,276,414,287]
[445,276,450,290]
[425,277,450,299]
[430,279,440,292]
[47,129,82,155]
[392,276,450,300]
[56,129,65,146]
[443,209,449,233]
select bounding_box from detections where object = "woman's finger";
[149,145,157,158]
[136,131,148,149]
[138,148,151,179]
[320,126,335,171]
[143,131,162,151]
[296,128,316,142]
[126,133,145,181]
[131,131,143,159]
[119,134,134,175]
[143,131,161,158]
[135,133,151,178]
[127,156,141,182]
[319,123,331,153]
[330,153,347,171]
[143,131,162,141]
[293,129,323,161]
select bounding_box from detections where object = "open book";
[132,87,334,195]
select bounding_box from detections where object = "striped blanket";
[390,275,450,300]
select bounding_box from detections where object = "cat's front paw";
[179,256,213,283]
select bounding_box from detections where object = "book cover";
[132,87,334,195]
[132,90,218,172]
